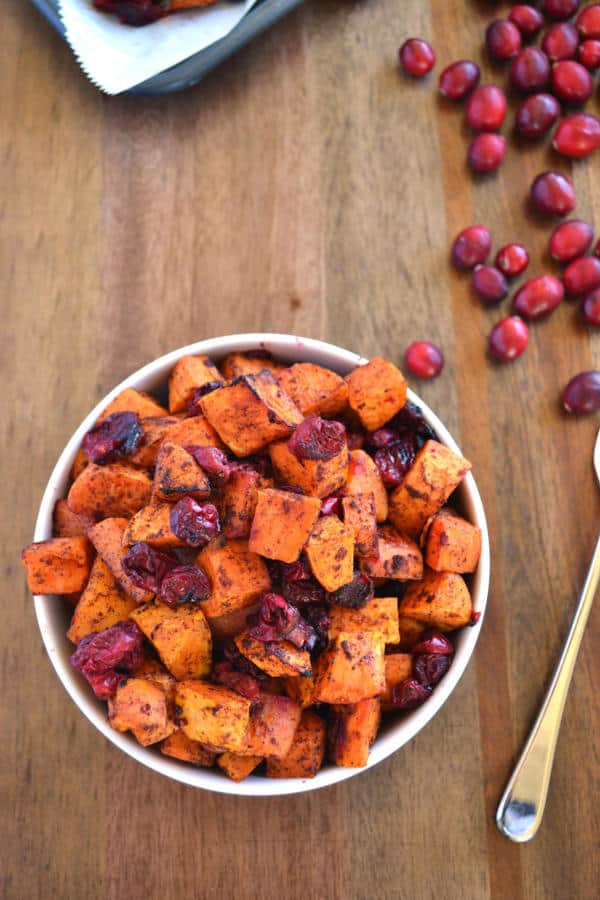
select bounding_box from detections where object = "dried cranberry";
[374,436,417,487]
[212,661,262,701]
[414,653,452,687]
[411,630,454,655]
[328,572,374,609]
[186,445,231,487]
[93,0,165,26]
[248,592,316,650]
[390,678,432,709]
[70,621,145,699]
[81,411,142,464]
[122,542,178,592]
[320,496,342,516]
[187,382,223,416]
[169,497,220,548]
[288,415,346,462]
[158,564,211,608]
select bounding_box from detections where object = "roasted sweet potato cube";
[283,675,316,709]
[267,710,326,779]
[220,352,284,380]
[388,440,472,539]
[276,363,349,417]
[359,525,423,581]
[313,631,385,704]
[128,416,180,468]
[342,493,377,557]
[122,503,186,549]
[67,555,137,643]
[87,518,152,604]
[109,677,177,747]
[52,499,93,538]
[397,615,427,649]
[21,536,93,595]
[160,730,216,766]
[68,463,152,520]
[135,657,176,698]
[269,438,348,498]
[71,448,89,481]
[234,631,312,678]
[240,693,302,759]
[329,596,400,645]
[220,467,265,539]
[345,358,407,431]
[168,355,224,414]
[206,602,260,640]
[99,388,167,421]
[176,681,251,752]
[200,372,302,456]
[131,602,212,679]
[248,488,320,564]
[423,508,482,574]
[345,450,388,522]
[380,654,413,710]
[217,752,263,782]
[152,441,210,502]
[399,570,472,631]
[329,698,381,768]
[196,538,270,618]
[130,414,223,468]
[305,516,354,592]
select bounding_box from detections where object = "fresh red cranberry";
[414,653,452,687]
[320,496,342,516]
[549,220,594,262]
[451,225,492,270]
[70,621,145,699]
[515,93,561,138]
[510,47,551,92]
[438,60,480,99]
[577,38,600,68]
[489,316,529,362]
[187,382,223,416]
[158,565,211,608]
[93,0,165,25]
[328,572,374,609]
[390,678,432,709]
[553,113,600,157]
[512,275,564,319]
[551,60,593,103]
[465,85,507,131]
[486,19,522,60]
[212,661,262,701]
[472,266,509,304]
[289,415,346,461]
[411,630,454,655]
[399,38,436,76]
[582,288,600,326]
[169,497,220,547]
[468,133,506,174]
[81,411,142,464]
[562,371,600,413]
[496,243,530,277]
[543,0,580,18]
[563,256,600,295]
[530,171,575,217]
[248,592,316,650]
[374,436,417,486]
[122,542,178,592]
[186,445,231,486]
[404,341,445,378]
[576,4,600,38]
[509,5,545,39]
[541,22,579,60]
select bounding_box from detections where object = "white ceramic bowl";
[33,334,490,796]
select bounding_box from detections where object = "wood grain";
[2,1,599,899]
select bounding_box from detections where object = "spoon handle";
[496,531,600,843]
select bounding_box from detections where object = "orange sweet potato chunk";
[109,677,177,747]
[196,538,271,618]
[276,363,349,417]
[359,525,423,581]
[67,463,152,520]
[87,518,153,604]
[345,358,407,431]
[329,698,381,768]
[160,730,216,766]
[220,352,285,380]
[130,602,212,679]
[267,710,326,779]
[67,555,137,644]
[220,467,265,539]
[200,372,302,456]
[52,499,93,538]
[176,681,251,752]
[21,536,93,595]
[239,693,302,759]
[206,602,260,640]
[130,414,223,469]
[217,752,263,782]
[269,438,348,498]
[423,508,482,574]
[305,516,354,592]
[388,440,472,539]
[399,569,472,631]
[345,450,388,522]
[283,675,316,709]
[99,388,167,422]
[313,631,385,704]
[122,503,186,549]
[152,441,210,502]
[342,493,377,557]
[234,631,312,678]
[397,615,427,649]
[380,654,413,710]
[248,488,320,564]
[168,355,224,414]
[329,595,400,645]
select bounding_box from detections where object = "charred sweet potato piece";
[220,352,284,380]
[122,503,186,549]
[397,614,427,649]
[399,570,472,631]
[283,675,316,709]
[329,698,381,768]
[329,595,400,645]
[276,363,349,418]
[305,516,354,592]
[67,463,152,520]
[168,355,224,414]
[388,440,472,539]
[342,493,377,557]
[200,372,302,456]
[176,681,251,752]
[313,631,385,704]
[248,488,320,564]
[423,508,482,574]
[220,467,265,539]
[67,556,137,644]
[234,631,312,678]
[130,414,223,468]
[152,441,210,502]
[217,752,263,782]
[239,693,302,759]
[269,438,348,498]
[131,602,212,679]
[160,730,216,766]
[109,677,177,747]
[21,536,94,595]
[52,499,93,538]
[206,602,260,640]
[345,450,388,522]
[267,710,326,779]
[87,517,153,604]
[359,526,423,581]
[381,654,413,710]
[99,388,167,422]
[196,538,270,618]
[345,358,407,431]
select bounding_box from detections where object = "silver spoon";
[496,426,600,842]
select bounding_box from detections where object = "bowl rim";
[32,333,490,797]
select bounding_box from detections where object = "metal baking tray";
[30,0,304,94]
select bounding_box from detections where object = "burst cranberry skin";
[411,630,454,656]
[169,497,220,547]
[289,415,346,461]
[543,0,580,19]
[158,564,211,608]
[212,661,262,701]
[509,5,545,39]
[373,436,417,486]
[391,678,432,710]
[81,411,143,464]
[510,47,551,92]
[399,38,436,76]
[576,4,600,38]
[512,275,565,319]
[438,60,481,99]
[541,22,579,60]
[489,316,529,362]
[122,542,178,592]
[516,93,561,139]
[472,266,509,304]
[70,621,145,699]
[578,38,600,68]
[328,572,374,609]
[414,653,452,687]
[495,243,530,277]
[553,113,600,157]
[248,592,316,650]
[563,256,600,295]
[562,371,600,413]
[582,289,600,326]
[549,220,594,262]
[187,381,223,415]
[320,495,342,516]
[186,445,231,486]
[465,85,507,131]
[530,171,575,217]
[486,19,522,60]
[551,60,594,103]
[93,0,166,26]
[404,341,445,378]
[451,225,492,270]
[468,133,507,173]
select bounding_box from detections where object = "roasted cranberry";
[512,275,564,319]
[468,133,506,174]
[438,60,480,99]
[399,38,436,76]
[320,496,342,516]
[281,558,312,582]
[223,641,269,684]
[543,0,579,19]
[489,316,529,362]
[516,93,561,139]
[562,371,600,413]
[510,47,551,92]
[300,605,332,654]
[486,20,522,60]
[451,225,492,270]
[495,243,530,277]
[187,382,223,416]
[577,38,600,68]
[541,22,579,60]
[411,630,454,655]
[551,60,593,103]
[158,564,211,608]
[248,592,316,650]
[390,678,432,709]
[414,653,452,687]
[186,445,231,486]
[509,5,545,39]
[404,341,445,378]
[465,85,507,131]
[472,266,509,304]
[169,497,220,547]
[93,0,165,26]
[289,415,346,461]
[328,572,374,609]
[281,577,327,608]
[530,171,575,217]
[212,661,262,701]
[576,4,600,38]
[122,542,178,592]
[374,436,417,486]
[563,256,600,295]
[346,431,365,450]
[367,427,398,448]
[469,610,482,626]
[81,411,142,464]
[392,401,437,445]
[582,288,600,326]
[70,621,145,699]
[553,113,600,157]
[549,220,594,262]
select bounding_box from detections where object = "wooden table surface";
[3,1,599,898]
